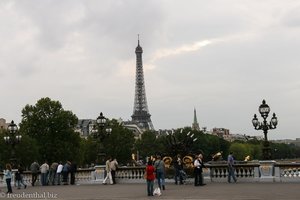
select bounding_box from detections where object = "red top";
[146,165,155,181]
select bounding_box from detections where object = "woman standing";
[194,154,206,186]
[145,160,155,196]
[4,163,12,193]
[154,155,166,190]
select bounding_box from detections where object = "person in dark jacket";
[16,164,27,189]
[62,161,71,185]
[174,154,184,185]
[70,161,77,185]
[30,161,40,186]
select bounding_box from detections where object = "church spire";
[192,108,200,131]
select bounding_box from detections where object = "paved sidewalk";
[1,182,300,200]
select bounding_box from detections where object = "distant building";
[212,128,230,138]
[76,118,143,139]
[75,119,95,138]
[120,119,143,139]
[0,118,8,130]
[271,138,300,147]
[225,134,263,142]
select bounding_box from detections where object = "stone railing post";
[258,160,276,182]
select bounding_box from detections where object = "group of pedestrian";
[144,155,167,196]
[102,157,118,185]
[2,152,237,196]
[30,160,77,186]
[144,152,238,196]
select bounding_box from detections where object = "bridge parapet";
[1,162,300,187]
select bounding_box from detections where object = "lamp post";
[252,100,278,160]
[3,120,22,168]
[93,112,112,165]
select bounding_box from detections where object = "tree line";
[1,97,299,169]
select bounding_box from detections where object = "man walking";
[30,161,40,186]
[227,152,237,183]
[103,157,113,185]
[110,158,118,184]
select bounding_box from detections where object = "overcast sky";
[1,0,300,140]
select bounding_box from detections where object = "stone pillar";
[259,160,276,182]
[91,165,106,183]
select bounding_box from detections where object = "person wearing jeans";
[4,163,12,194]
[227,152,237,183]
[154,155,166,190]
[145,160,155,196]
[16,165,27,189]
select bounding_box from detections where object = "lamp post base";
[97,153,106,165]
[262,141,272,160]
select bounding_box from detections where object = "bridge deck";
[1,182,299,200]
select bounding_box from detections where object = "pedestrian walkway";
[1,182,299,200]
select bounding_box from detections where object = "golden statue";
[244,155,251,161]
[183,156,194,168]
[162,156,172,168]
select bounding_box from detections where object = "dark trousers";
[111,170,116,184]
[62,171,69,184]
[147,180,154,196]
[6,178,12,193]
[194,168,203,186]
[56,173,61,185]
[175,168,183,184]
[49,170,56,185]
[32,173,38,186]
[70,172,75,185]
[41,173,48,186]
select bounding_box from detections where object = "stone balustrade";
[1,162,300,187]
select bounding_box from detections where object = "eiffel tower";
[192,108,200,131]
[131,38,154,130]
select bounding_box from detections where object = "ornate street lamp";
[3,120,22,168]
[93,112,112,164]
[252,100,278,160]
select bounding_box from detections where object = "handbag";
[153,187,161,196]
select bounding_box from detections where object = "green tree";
[77,137,98,167]
[15,135,39,168]
[229,142,262,161]
[0,128,39,169]
[19,97,81,164]
[134,130,163,159]
[103,119,135,165]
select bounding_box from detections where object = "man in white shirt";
[40,161,49,186]
[56,162,63,185]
